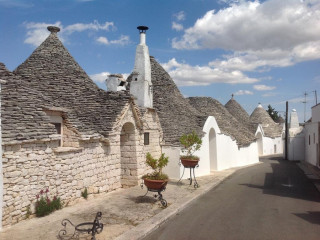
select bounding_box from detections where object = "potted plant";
[179,131,202,167]
[142,152,169,190]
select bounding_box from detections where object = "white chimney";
[106,74,127,91]
[290,109,300,129]
[130,26,153,108]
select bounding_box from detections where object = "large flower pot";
[144,178,168,190]
[180,158,200,168]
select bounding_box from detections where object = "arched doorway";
[209,128,217,171]
[256,132,263,156]
[120,122,137,187]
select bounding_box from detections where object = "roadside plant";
[142,153,169,180]
[179,131,202,160]
[35,188,62,217]
[81,187,88,199]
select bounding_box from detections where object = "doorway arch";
[120,122,137,187]
[209,128,217,171]
[256,132,263,156]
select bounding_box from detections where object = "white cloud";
[0,0,33,8]
[174,11,186,21]
[96,35,130,46]
[253,84,276,91]
[90,72,129,83]
[24,21,63,46]
[234,90,253,96]
[97,36,109,45]
[173,0,320,73]
[63,21,114,34]
[161,58,258,86]
[90,72,110,83]
[172,22,184,31]
[24,20,118,47]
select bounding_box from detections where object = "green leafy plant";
[81,187,88,199]
[179,131,202,160]
[142,153,169,180]
[35,188,62,217]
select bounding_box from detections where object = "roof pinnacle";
[47,26,60,33]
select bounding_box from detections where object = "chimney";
[106,74,127,92]
[289,109,300,129]
[130,26,153,108]
[47,26,60,34]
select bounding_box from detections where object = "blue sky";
[1,0,319,122]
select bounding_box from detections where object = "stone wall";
[1,103,163,228]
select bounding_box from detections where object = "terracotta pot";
[180,158,200,168]
[144,178,168,190]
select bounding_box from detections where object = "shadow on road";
[239,156,320,203]
[293,211,320,225]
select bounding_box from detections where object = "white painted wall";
[288,133,305,161]
[163,116,259,180]
[304,122,319,167]
[255,126,283,156]
[312,104,320,122]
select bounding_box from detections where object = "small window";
[53,123,62,134]
[144,132,150,145]
[309,135,311,145]
[314,133,316,144]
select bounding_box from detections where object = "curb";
[296,162,320,193]
[115,169,237,240]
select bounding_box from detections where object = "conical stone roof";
[250,104,282,138]
[225,96,258,134]
[8,26,135,141]
[188,97,256,147]
[0,63,57,143]
[149,56,205,145]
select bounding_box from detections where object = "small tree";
[266,104,280,122]
[179,131,202,160]
[143,153,169,180]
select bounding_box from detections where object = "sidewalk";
[0,166,245,240]
[297,161,320,192]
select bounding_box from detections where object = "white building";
[287,109,305,161]
[304,104,320,167]
[250,104,284,156]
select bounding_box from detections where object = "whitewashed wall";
[312,104,320,122]
[304,122,319,167]
[255,127,283,156]
[163,116,259,179]
[288,133,305,161]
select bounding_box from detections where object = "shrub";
[142,153,169,180]
[179,131,202,159]
[81,187,88,199]
[35,188,62,217]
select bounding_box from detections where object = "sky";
[1,0,319,122]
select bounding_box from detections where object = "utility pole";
[302,91,308,122]
[285,101,288,160]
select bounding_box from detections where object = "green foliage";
[266,104,280,122]
[143,153,169,180]
[179,131,202,158]
[81,187,88,199]
[35,189,62,217]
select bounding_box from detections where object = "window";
[309,135,311,145]
[144,132,150,145]
[53,123,62,134]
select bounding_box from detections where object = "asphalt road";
[143,156,320,240]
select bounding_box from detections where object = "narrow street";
[143,156,320,240]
